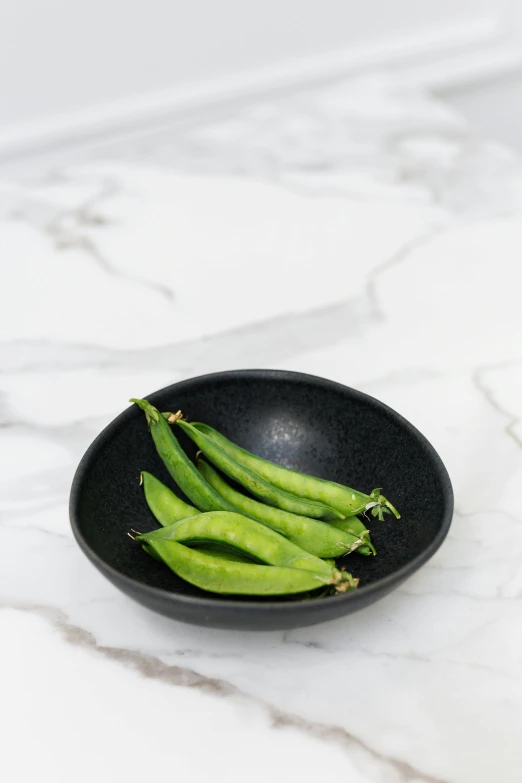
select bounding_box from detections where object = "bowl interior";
[74,371,450,602]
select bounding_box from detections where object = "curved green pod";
[174,418,343,521]
[142,540,355,596]
[141,471,198,526]
[130,399,239,514]
[138,510,355,584]
[197,459,369,559]
[191,422,400,522]
[140,471,254,563]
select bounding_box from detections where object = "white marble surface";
[2,75,522,783]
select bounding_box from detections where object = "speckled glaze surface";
[70,370,453,629]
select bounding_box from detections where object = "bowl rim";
[69,368,454,614]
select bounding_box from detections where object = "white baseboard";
[1,16,521,162]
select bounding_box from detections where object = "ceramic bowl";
[69,370,453,630]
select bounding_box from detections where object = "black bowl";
[70,370,453,630]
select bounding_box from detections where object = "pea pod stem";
[328,516,376,556]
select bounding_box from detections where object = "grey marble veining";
[1,74,522,783]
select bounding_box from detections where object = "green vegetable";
[191,421,399,522]
[138,510,355,586]
[175,418,343,521]
[142,539,356,596]
[140,470,254,563]
[130,399,239,514]
[197,458,369,558]
[141,471,198,526]
[192,422,400,554]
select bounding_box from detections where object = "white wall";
[435,1,522,154]
[442,72,522,154]
[0,0,499,129]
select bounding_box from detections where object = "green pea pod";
[142,539,355,595]
[190,544,257,563]
[140,471,254,564]
[197,458,369,559]
[174,418,343,521]
[138,510,356,586]
[191,422,400,522]
[141,471,198,526]
[145,540,253,562]
[130,399,240,514]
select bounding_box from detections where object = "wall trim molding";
[1,16,521,162]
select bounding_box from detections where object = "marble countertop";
[1,75,522,783]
